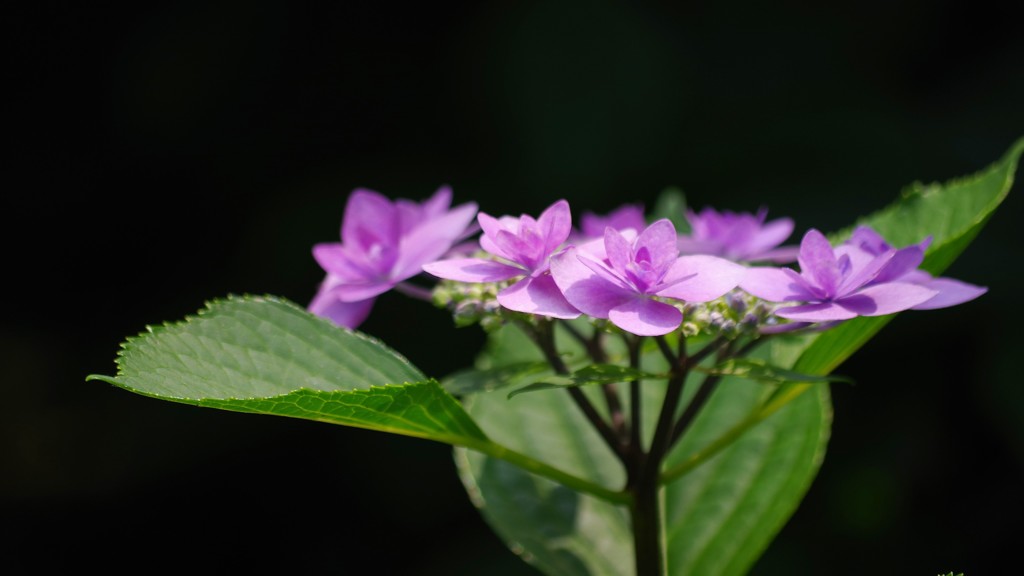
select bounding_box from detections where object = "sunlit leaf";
[87,294,487,445]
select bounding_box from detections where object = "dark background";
[5,1,1023,574]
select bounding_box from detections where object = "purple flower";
[843,226,987,310]
[309,186,478,328]
[550,219,747,336]
[740,228,939,323]
[572,203,647,241]
[422,199,581,319]
[677,206,799,263]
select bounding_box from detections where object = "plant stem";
[625,335,688,576]
[629,466,665,576]
[560,322,627,434]
[393,281,435,301]
[520,320,628,464]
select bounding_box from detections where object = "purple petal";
[835,282,938,316]
[751,245,800,263]
[798,229,841,297]
[657,255,746,302]
[760,321,816,334]
[312,243,374,280]
[342,189,399,248]
[308,280,376,329]
[634,219,679,270]
[835,249,896,296]
[422,258,523,282]
[476,212,505,239]
[774,302,859,322]
[677,237,723,256]
[604,227,633,274]
[740,266,817,302]
[575,251,634,292]
[608,298,683,336]
[477,213,514,259]
[327,280,395,303]
[550,249,634,317]
[537,199,573,255]
[911,277,987,310]
[846,226,890,254]
[580,203,646,238]
[871,245,924,285]
[394,202,479,278]
[744,217,794,255]
[497,274,580,319]
[420,185,453,220]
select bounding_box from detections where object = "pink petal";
[537,199,573,255]
[420,185,453,219]
[657,255,746,302]
[604,227,633,273]
[477,213,514,259]
[497,274,580,319]
[394,202,479,278]
[608,298,682,336]
[330,281,395,303]
[677,237,722,256]
[312,243,366,279]
[752,245,799,263]
[342,189,399,248]
[422,258,523,283]
[740,266,817,302]
[635,219,679,270]
[744,217,794,255]
[774,302,859,322]
[573,251,634,292]
[308,283,376,329]
[550,249,634,317]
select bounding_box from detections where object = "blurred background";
[5,1,1023,573]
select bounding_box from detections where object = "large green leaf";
[87,294,488,445]
[455,137,1023,576]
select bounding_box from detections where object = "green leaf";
[455,137,1022,576]
[507,364,660,399]
[785,136,1023,393]
[87,294,488,445]
[702,358,855,386]
[457,326,830,576]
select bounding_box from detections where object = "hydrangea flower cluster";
[309,188,987,336]
[308,186,478,327]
